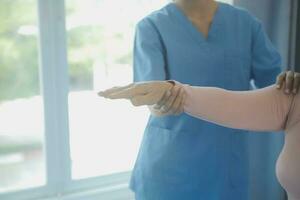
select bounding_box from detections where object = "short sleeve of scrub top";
[133,19,167,82]
[249,14,282,88]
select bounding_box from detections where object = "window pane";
[0,0,45,192]
[66,0,168,179]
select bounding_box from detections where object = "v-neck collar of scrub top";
[167,2,224,45]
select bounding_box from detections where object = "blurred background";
[0,0,298,200]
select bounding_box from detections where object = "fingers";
[175,90,186,115]
[160,87,186,116]
[101,84,147,99]
[98,83,134,97]
[172,87,186,115]
[275,71,300,95]
[107,88,139,99]
[276,72,286,89]
[285,71,294,94]
[130,86,169,106]
[161,84,181,113]
[153,81,174,110]
[153,89,172,110]
[293,73,300,94]
[131,94,155,106]
[165,87,184,115]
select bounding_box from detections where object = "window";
[0,0,234,199]
[0,0,46,193]
[65,0,169,180]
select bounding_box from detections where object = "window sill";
[0,172,134,200]
[44,184,134,200]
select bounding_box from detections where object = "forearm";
[181,84,292,131]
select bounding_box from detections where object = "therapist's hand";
[276,71,300,94]
[98,81,174,106]
[152,83,186,116]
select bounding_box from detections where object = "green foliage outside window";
[0,0,133,101]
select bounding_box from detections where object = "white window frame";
[0,0,133,199]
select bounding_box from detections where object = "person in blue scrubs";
[132,0,281,199]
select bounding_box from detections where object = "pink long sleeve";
[182,84,294,132]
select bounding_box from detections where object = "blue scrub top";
[132,2,281,200]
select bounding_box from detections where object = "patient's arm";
[182,84,294,131]
[98,81,294,131]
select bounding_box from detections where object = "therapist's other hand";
[276,71,300,94]
[152,83,186,116]
[98,81,174,106]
